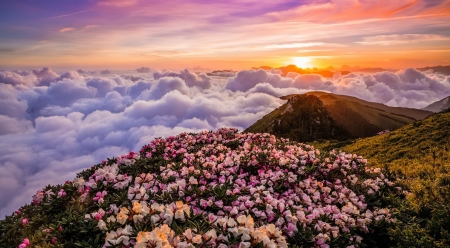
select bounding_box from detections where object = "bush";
[0,128,405,247]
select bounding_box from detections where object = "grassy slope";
[313,110,450,247]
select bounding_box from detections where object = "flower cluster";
[18,128,403,247]
[376,130,390,135]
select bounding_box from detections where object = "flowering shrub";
[0,128,404,247]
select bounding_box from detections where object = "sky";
[1,0,450,218]
[1,0,450,70]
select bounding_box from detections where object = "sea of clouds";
[1,66,450,218]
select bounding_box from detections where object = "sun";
[292,57,313,69]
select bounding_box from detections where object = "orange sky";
[1,0,450,70]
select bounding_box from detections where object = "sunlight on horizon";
[291,57,313,69]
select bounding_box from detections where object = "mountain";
[246,92,432,141]
[423,95,450,112]
[417,65,450,75]
[313,108,450,247]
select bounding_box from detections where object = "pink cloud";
[60,27,75,33]
[99,0,139,7]
[265,0,450,23]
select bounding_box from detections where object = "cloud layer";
[1,67,450,218]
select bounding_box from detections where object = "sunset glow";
[0,0,449,70]
[292,57,313,69]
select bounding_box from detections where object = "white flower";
[175,209,185,221]
[203,229,217,240]
[133,214,144,223]
[151,214,161,224]
[98,220,107,230]
[239,241,251,248]
[106,216,116,223]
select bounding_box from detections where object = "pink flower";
[93,190,107,204]
[18,238,30,248]
[215,200,223,208]
[21,218,28,226]
[57,189,66,198]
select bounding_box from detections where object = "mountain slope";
[247,94,349,141]
[299,91,432,120]
[246,92,432,141]
[423,95,450,112]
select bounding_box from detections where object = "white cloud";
[356,34,450,46]
[1,66,449,218]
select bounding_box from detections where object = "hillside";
[246,92,432,141]
[314,109,450,247]
[424,95,450,112]
[0,128,404,247]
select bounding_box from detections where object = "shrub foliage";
[1,128,404,247]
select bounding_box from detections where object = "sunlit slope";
[340,108,450,165]
[323,109,450,247]
[247,92,432,141]
[301,91,431,121]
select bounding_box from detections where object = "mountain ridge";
[246,92,432,141]
[424,95,450,112]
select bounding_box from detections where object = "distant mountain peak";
[424,95,450,112]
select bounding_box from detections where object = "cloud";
[99,0,139,7]
[138,77,191,100]
[153,69,213,89]
[265,0,449,23]
[32,67,59,86]
[356,34,450,45]
[0,71,37,87]
[86,77,117,97]
[136,67,151,73]
[100,69,112,75]
[263,42,345,50]
[77,69,96,75]
[225,68,450,108]
[1,66,449,219]
[121,74,143,82]
[0,115,33,135]
[207,70,236,77]
[60,27,75,33]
